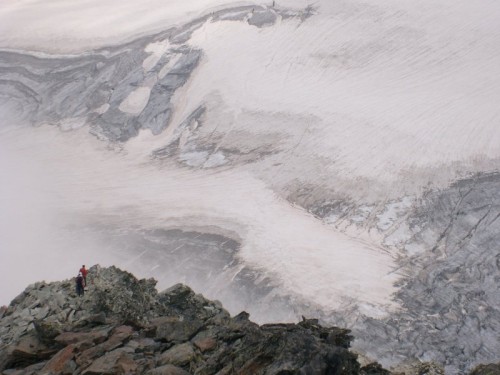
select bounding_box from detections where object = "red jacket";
[80,267,88,277]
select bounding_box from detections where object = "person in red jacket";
[79,265,88,287]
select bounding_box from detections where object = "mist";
[0,124,115,305]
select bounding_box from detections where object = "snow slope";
[180,0,500,186]
[0,124,398,314]
[0,0,306,53]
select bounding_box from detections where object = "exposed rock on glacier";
[0,5,312,143]
[348,173,500,373]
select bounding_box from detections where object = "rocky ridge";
[0,266,498,375]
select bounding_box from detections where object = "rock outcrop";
[0,266,367,374]
[1,266,498,375]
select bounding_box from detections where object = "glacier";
[0,0,499,372]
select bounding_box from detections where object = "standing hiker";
[79,265,88,287]
[76,273,85,296]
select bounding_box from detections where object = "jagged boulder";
[158,343,195,367]
[81,347,136,375]
[33,320,63,344]
[157,283,230,324]
[90,266,160,325]
[1,333,57,369]
[41,344,77,374]
[152,316,203,343]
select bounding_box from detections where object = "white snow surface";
[182,0,500,184]
[0,0,307,53]
[0,125,398,313]
[119,87,152,115]
[143,41,171,72]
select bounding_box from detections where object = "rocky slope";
[0,266,498,375]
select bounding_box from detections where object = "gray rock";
[33,320,63,344]
[34,306,50,320]
[5,265,498,375]
[248,9,277,27]
[41,344,76,374]
[81,348,134,375]
[2,333,56,370]
[158,342,195,366]
[153,316,203,343]
[91,266,159,325]
[130,337,161,353]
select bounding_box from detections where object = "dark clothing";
[76,276,85,296]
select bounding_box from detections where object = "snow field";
[181,0,500,185]
[0,125,398,312]
[0,0,310,53]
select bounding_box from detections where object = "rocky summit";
[0,266,498,375]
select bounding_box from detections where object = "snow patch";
[204,151,227,168]
[180,150,209,167]
[143,40,170,72]
[93,103,110,115]
[119,87,151,115]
